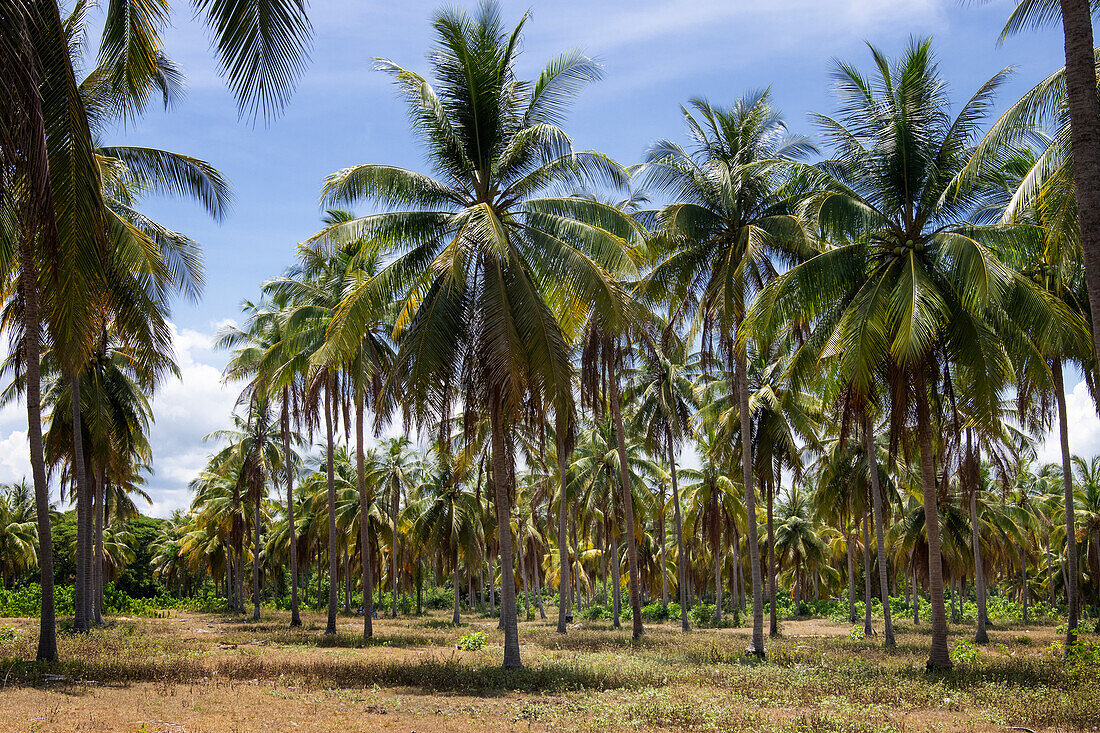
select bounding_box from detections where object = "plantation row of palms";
[7,0,1100,676]
[144,4,1100,673]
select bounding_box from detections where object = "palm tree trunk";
[490,391,521,669]
[736,348,764,656]
[324,375,338,635]
[713,491,722,624]
[20,148,58,665]
[967,433,989,644]
[535,555,546,619]
[767,473,777,636]
[556,428,571,634]
[914,368,951,669]
[1021,560,1029,624]
[669,436,689,632]
[1047,532,1055,608]
[1052,359,1080,645]
[863,502,874,637]
[391,477,399,619]
[70,371,92,633]
[912,552,920,625]
[611,523,621,628]
[1059,0,1100,374]
[847,534,857,623]
[866,412,894,645]
[609,357,644,639]
[354,394,372,638]
[659,479,668,607]
[519,541,530,621]
[252,487,261,621]
[452,547,461,625]
[281,396,301,628]
[93,472,104,626]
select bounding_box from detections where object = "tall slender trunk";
[863,506,874,636]
[572,512,581,614]
[659,479,668,606]
[20,138,58,666]
[609,357,643,639]
[914,369,950,669]
[865,412,894,645]
[611,521,621,628]
[452,547,461,625]
[736,348,764,656]
[490,391,521,668]
[281,395,301,628]
[713,488,722,624]
[767,473,777,636]
[354,394,372,638]
[1059,0,1100,376]
[1022,560,1029,624]
[669,435,689,632]
[391,476,399,619]
[93,471,104,625]
[1052,359,1079,645]
[1047,532,1055,608]
[847,534,857,623]
[324,375,338,635]
[966,430,988,644]
[535,554,546,619]
[252,484,262,621]
[912,552,920,625]
[556,428,571,633]
[70,371,92,633]
[519,544,530,621]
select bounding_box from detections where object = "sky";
[1,0,1097,516]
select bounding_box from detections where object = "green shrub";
[0,624,16,642]
[456,631,487,651]
[640,602,669,621]
[950,639,979,664]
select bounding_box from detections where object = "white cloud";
[1037,378,1100,467]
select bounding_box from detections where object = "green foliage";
[455,631,487,651]
[950,640,979,664]
[640,602,669,621]
[0,624,16,642]
[848,626,865,641]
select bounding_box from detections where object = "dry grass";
[0,607,1094,732]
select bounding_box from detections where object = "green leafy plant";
[456,631,487,651]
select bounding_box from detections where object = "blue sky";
[3,0,1097,515]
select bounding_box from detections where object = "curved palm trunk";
[324,376,338,635]
[490,392,521,668]
[1059,0,1100,380]
[281,396,301,628]
[611,521,621,628]
[1052,359,1079,645]
[737,350,765,656]
[669,436,689,632]
[865,413,894,646]
[354,395,373,638]
[914,369,950,669]
[556,430,571,634]
[609,362,643,639]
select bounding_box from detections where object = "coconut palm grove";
[7,1,1100,731]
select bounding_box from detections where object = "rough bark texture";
[491,394,521,668]
[768,474,778,636]
[1052,360,1079,645]
[915,369,951,669]
[70,372,92,633]
[866,413,894,646]
[324,378,338,635]
[737,351,765,656]
[252,486,262,620]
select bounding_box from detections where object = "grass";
[0,606,1095,732]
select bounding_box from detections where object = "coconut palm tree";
[314,3,635,668]
[638,90,815,655]
[747,39,1064,667]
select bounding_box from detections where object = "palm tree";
[314,3,634,669]
[639,91,815,655]
[627,333,697,630]
[748,40,1063,668]
[0,481,38,588]
[999,1,1100,373]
